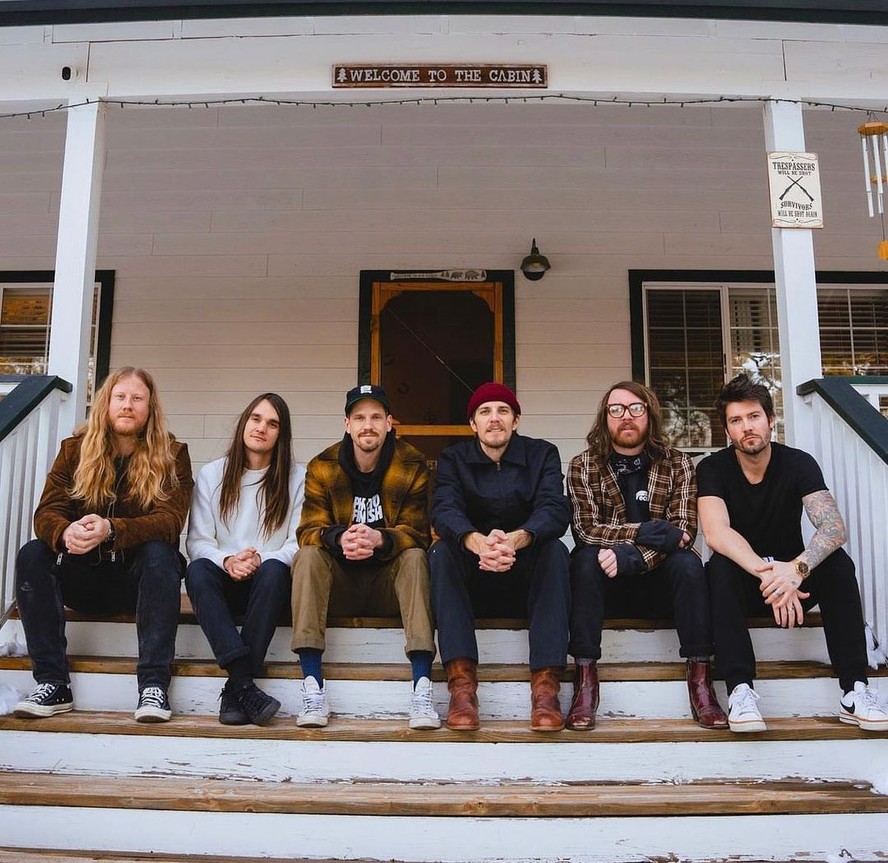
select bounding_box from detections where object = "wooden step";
[0,854,352,863]
[8,596,824,630]
[1,772,886,817]
[1,655,864,682]
[3,710,885,788]
[0,710,875,743]
[1,665,868,719]
[2,617,833,665]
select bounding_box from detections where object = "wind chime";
[857,119,888,260]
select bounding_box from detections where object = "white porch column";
[763,100,821,453]
[48,98,107,436]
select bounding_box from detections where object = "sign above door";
[333,64,547,88]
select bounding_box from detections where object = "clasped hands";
[340,523,384,561]
[224,547,261,581]
[756,559,810,628]
[464,529,530,573]
[62,514,112,555]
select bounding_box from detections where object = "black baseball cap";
[344,384,391,415]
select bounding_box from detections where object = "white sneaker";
[839,682,888,732]
[727,683,767,733]
[409,677,441,730]
[296,677,330,728]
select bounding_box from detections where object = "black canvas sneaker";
[14,682,74,718]
[134,685,172,723]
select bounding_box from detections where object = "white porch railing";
[0,376,71,626]
[801,378,888,653]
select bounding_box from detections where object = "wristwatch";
[793,558,810,580]
[106,520,116,545]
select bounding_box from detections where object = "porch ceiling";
[1,0,888,28]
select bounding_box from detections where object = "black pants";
[429,537,570,671]
[707,548,869,693]
[15,538,184,689]
[569,545,713,660]
[185,558,291,680]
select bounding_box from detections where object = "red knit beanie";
[466,382,521,420]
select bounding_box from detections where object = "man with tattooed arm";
[697,374,887,733]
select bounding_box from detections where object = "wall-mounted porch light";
[520,239,551,281]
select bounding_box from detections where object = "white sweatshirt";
[186,457,306,569]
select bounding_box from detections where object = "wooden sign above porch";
[333,65,547,88]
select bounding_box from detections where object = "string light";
[1,93,888,122]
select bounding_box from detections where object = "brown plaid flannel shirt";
[567,445,698,571]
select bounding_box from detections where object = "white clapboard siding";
[0,99,877,466]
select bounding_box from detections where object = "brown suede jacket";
[33,435,194,554]
[296,436,430,560]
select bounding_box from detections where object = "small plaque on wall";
[767,151,824,228]
[333,64,547,88]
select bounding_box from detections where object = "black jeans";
[708,548,869,693]
[185,557,291,679]
[569,545,713,660]
[429,537,570,671]
[15,538,184,689]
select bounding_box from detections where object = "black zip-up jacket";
[431,433,570,548]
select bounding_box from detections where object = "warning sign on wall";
[767,151,824,228]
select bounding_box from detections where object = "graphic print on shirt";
[352,493,384,528]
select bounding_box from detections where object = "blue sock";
[409,650,434,687]
[298,648,324,687]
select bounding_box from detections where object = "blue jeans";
[430,537,570,671]
[15,538,184,689]
[185,557,290,679]
[569,545,713,660]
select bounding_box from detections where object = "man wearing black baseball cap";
[290,384,438,730]
[430,382,571,732]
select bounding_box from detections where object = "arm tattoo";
[802,490,847,569]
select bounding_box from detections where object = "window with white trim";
[636,275,888,451]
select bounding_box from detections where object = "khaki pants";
[290,545,435,656]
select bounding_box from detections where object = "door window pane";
[379,290,494,426]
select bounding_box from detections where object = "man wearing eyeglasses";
[565,381,726,731]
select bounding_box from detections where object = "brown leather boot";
[445,657,480,731]
[565,659,599,730]
[530,667,564,732]
[687,659,728,729]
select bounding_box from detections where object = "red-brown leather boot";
[687,659,728,729]
[565,659,599,730]
[445,657,480,731]
[530,667,564,732]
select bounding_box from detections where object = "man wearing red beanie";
[430,382,571,732]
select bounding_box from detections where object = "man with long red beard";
[565,381,726,731]
[14,367,193,723]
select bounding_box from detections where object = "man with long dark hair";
[699,374,887,733]
[566,381,726,730]
[186,393,305,726]
[291,385,438,730]
[14,367,193,723]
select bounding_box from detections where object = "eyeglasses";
[607,402,647,419]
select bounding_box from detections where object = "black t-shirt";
[696,442,827,561]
